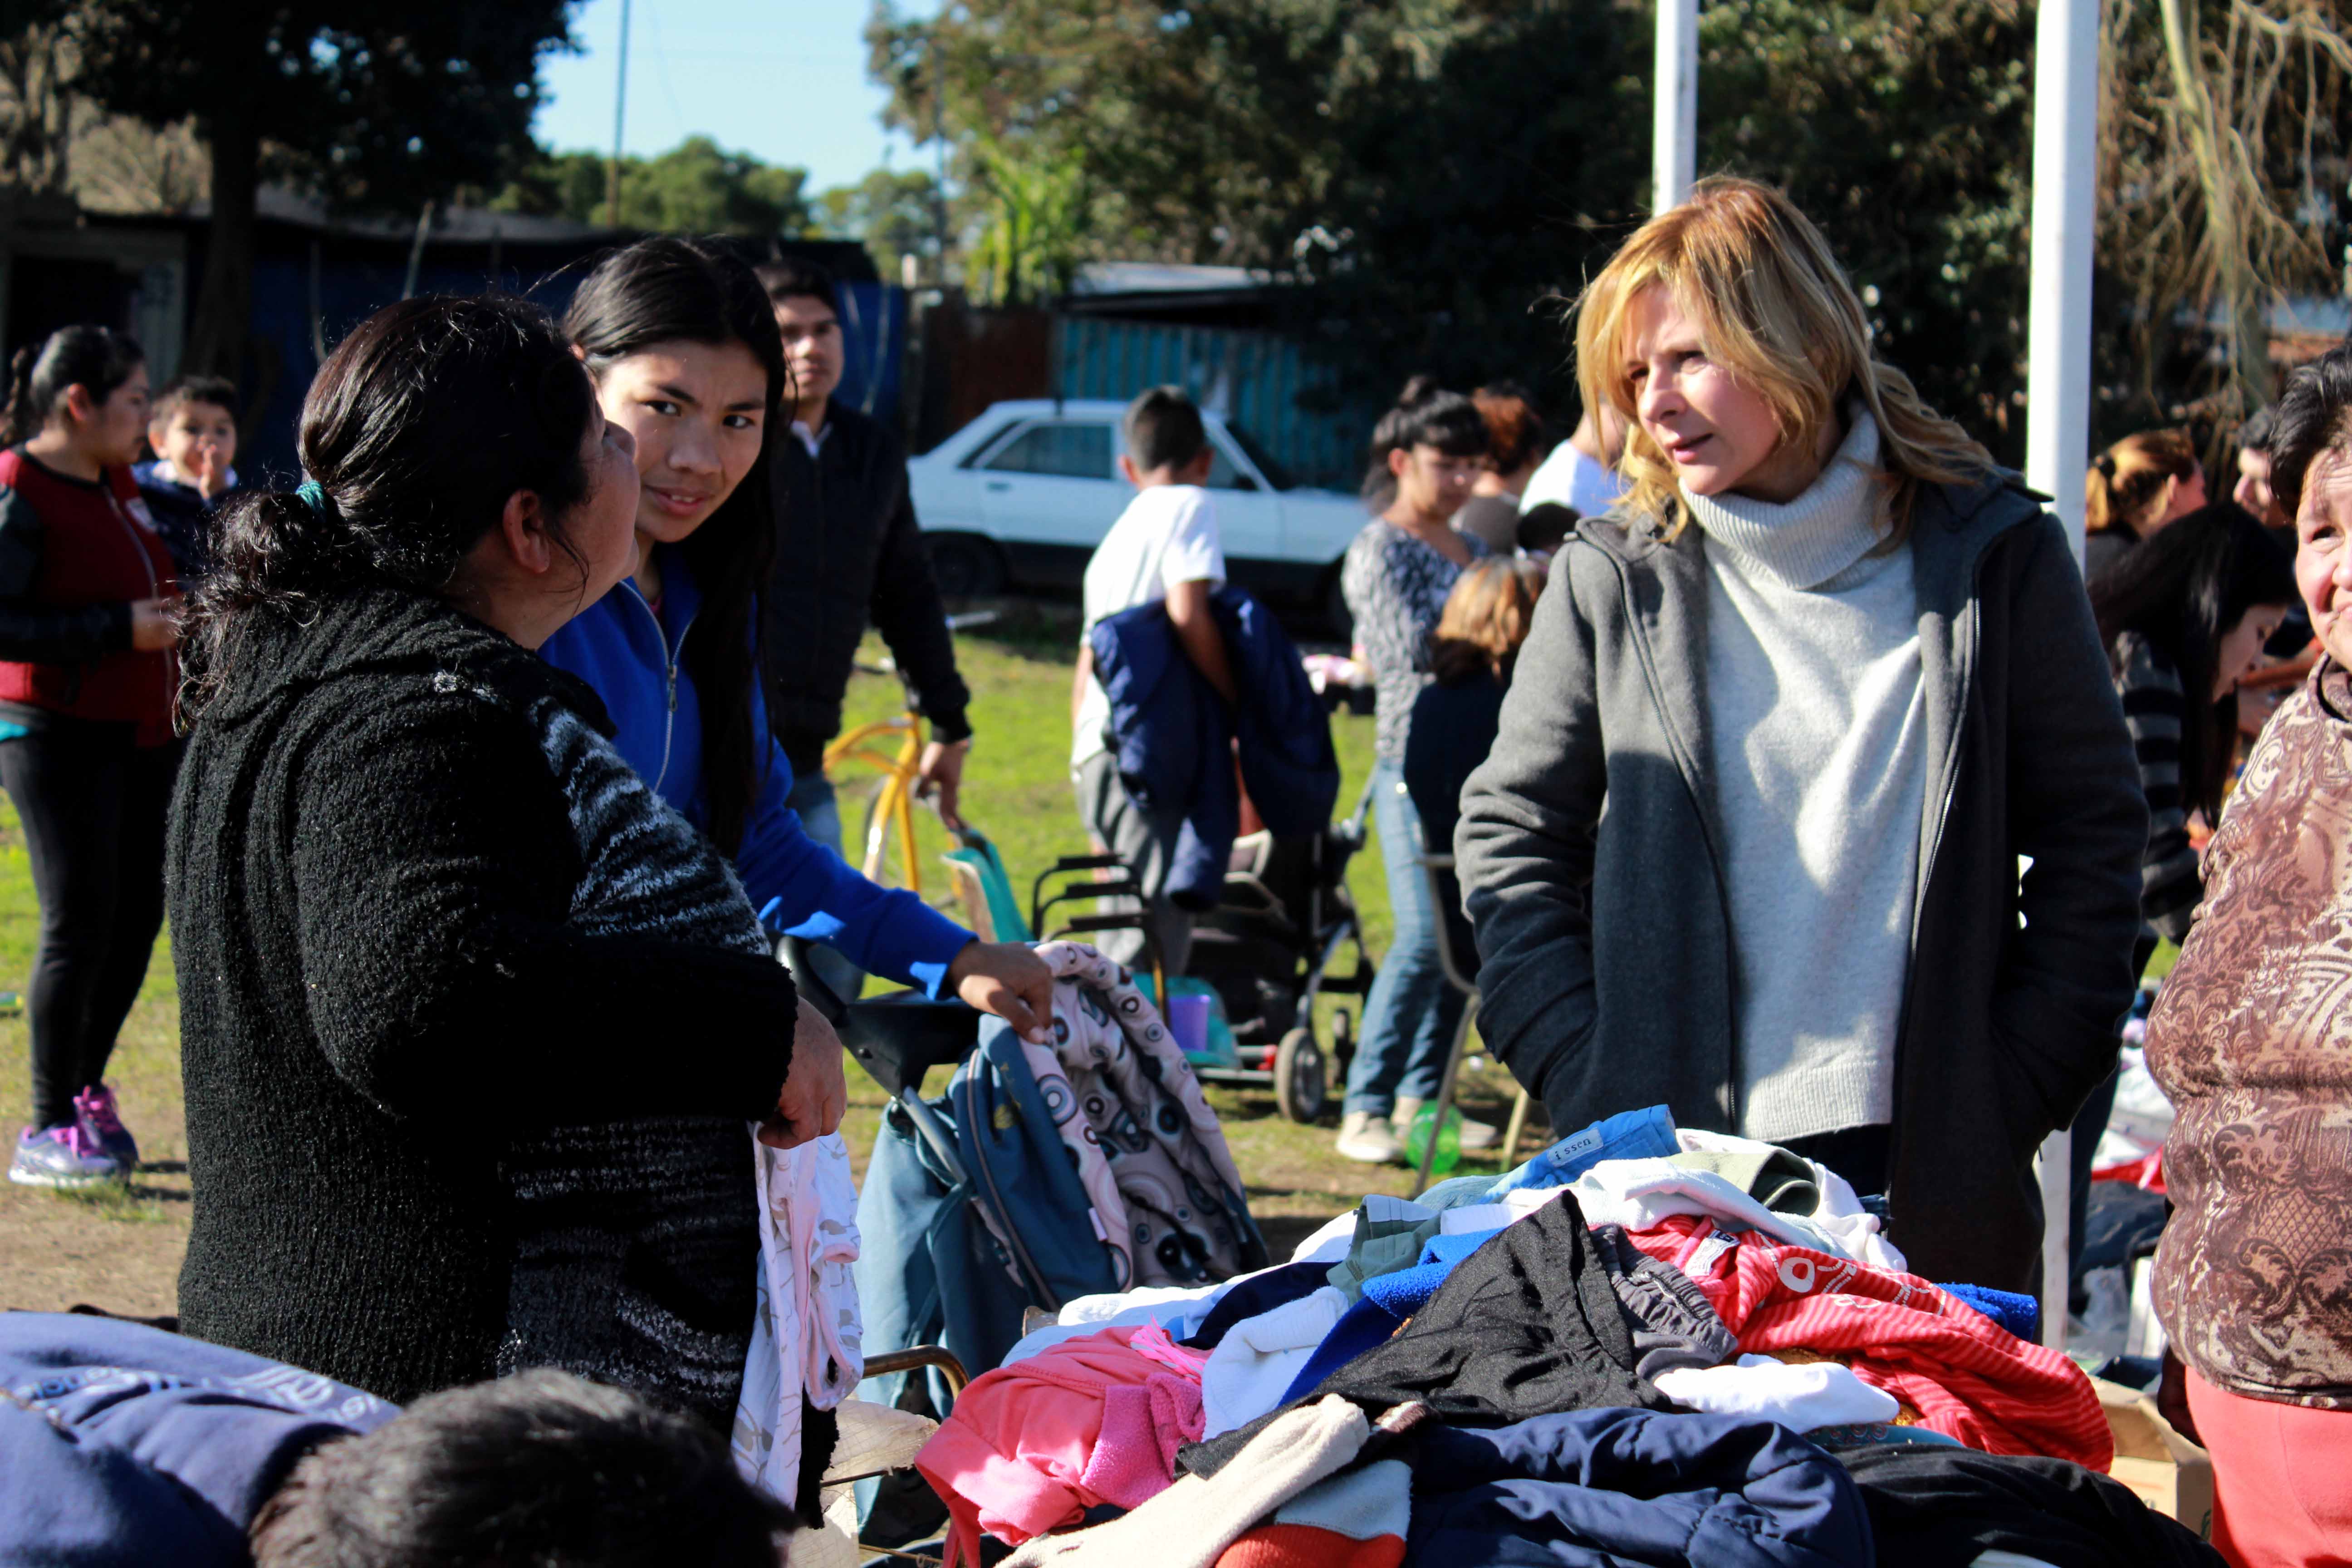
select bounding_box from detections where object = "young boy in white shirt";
[1070,387,1236,973]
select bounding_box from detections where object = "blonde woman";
[2083,429,2206,583]
[1455,178,2146,1288]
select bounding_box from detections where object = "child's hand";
[129,597,181,652]
[191,445,231,500]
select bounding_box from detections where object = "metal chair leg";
[1498,1086,1533,1170]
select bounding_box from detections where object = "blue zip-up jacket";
[541,545,972,996]
[0,1312,396,1567]
[1089,584,1340,907]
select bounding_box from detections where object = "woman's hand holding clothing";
[760,997,848,1150]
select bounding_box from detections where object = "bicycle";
[820,610,998,895]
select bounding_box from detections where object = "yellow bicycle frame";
[821,710,928,894]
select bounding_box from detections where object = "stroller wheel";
[1274,1027,1327,1124]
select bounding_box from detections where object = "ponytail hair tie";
[295,480,334,519]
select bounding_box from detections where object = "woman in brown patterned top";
[2145,343,2352,1568]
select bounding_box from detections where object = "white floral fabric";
[1019,941,1257,1289]
[732,1127,863,1501]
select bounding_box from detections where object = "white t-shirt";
[1520,440,1624,518]
[1071,484,1225,770]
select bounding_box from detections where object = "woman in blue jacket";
[543,237,1052,1034]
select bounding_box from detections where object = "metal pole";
[2024,0,2102,1352]
[606,0,633,230]
[1651,0,1698,210]
[2024,0,2100,564]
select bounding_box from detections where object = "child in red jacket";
[0,324,179,1189]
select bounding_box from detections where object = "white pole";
[2024,0,2100,564]
[2024,0,2102,1352]
[1652,0,1698,210]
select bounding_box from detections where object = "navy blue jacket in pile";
[1406,1406,1874,1568]
[0,1313,395,1567]
[1089,585,1339,906]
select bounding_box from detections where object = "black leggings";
[0,721,177,1130]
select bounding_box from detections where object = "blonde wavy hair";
[1573,176,1996,541]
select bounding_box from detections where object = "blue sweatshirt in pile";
[0,1313,395,1567]
[540,544,971,995]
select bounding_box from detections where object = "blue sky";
[533,0,940,196]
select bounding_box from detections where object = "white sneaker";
[1335,1111,1403,1164]
[1392,1098,1501,1154]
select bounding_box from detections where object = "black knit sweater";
[168,584,799,1426]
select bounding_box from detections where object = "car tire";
[1318,564,1352,641]
[926,533,1008,599]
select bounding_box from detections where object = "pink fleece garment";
[1079,1373,1206,1509]
[916,1324,1206,1562]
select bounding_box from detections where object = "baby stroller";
[1185,776,1379,1124]
[784,933,1270,1552]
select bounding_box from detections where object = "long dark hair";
[2091,501,2297,821]
[3,325,146,447]
[1361,374,1488,505]
[563,238,787,857]
[182,294,598,716]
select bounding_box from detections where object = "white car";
[907,398,1370,631]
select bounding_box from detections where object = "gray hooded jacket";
[1457,474,2147,1288]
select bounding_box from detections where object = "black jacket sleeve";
[0,485,134,664]
[289,693,800,1129]
[864,434,974,742]
[1991,517,2149,1126]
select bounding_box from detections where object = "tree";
[2102,0,2352,437]
[494,136,810,236]
[67,2,578,378]
[1699,0,2040,461]
[864,0,1650,400]
[817,166,945,281]
[0,0,74,192]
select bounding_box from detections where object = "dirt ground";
[0,990,191,1321]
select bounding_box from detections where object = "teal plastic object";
[1404,1103,1464,1178]
[942,823,1037,945]
[1136,974,1242,1071]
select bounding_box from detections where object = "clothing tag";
[1689,1232,1738,1274]
[1545,1125,1607,1171]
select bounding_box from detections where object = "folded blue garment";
[1359,1226,1505,1320]
[1937,1281,2038,1342]
[1486,1104,1679,1198]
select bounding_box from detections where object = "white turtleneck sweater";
[1682,408,1927,1143]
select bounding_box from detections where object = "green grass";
[0,605,1543,1313]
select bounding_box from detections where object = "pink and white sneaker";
[72,1084,138,1170]
[9,1122,121,1188]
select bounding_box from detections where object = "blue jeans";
[1343,758,1469,1117]
[786,769,869,1006]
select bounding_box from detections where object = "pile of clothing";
[912,1107,2221,1568]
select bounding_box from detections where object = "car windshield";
[1223,422,1296,491]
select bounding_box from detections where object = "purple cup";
[1167,992,1211,1056]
